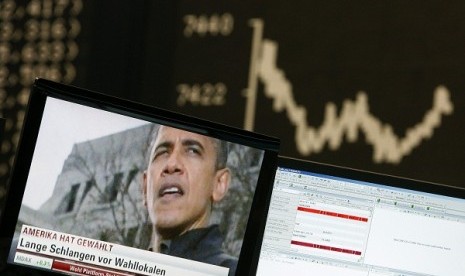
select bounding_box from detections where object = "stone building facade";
[20,124,155,248]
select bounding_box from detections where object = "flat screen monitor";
[252,156,465,276]
[0,78,279,276]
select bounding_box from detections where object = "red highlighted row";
[297,206,368,222]
[291,240,362,256]
[53,260,133,276]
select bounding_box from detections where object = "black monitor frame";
[248,155,465,275]
[0,78,280,276]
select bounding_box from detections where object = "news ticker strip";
[14,251,132,276]
[12,224,228,276]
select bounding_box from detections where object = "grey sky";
[23,97,149,209]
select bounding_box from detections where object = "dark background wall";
[1,0,465,215]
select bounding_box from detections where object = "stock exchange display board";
[1,0,465,210]
[0,0,82,203]
[161,0,465,188]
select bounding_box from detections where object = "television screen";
[0,78,279,276]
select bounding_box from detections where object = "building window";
[101,172,123,203]
[80,179,95,204]
[66,184,80,212]
[123,169,139,192]
[55,183,80,214]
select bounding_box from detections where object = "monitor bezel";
[247,155,465,275]
[0,78,280,276]
[277,156,465,199]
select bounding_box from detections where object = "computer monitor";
[252,156,465,276]
[0,78,279,276]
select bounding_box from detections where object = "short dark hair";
[213,138,228,170]
[149,125,229,170]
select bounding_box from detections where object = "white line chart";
[243,19,454,164]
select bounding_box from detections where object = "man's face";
[144,126,229,238]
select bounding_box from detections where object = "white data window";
[364,207,465,276]
[256,256,369,276]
